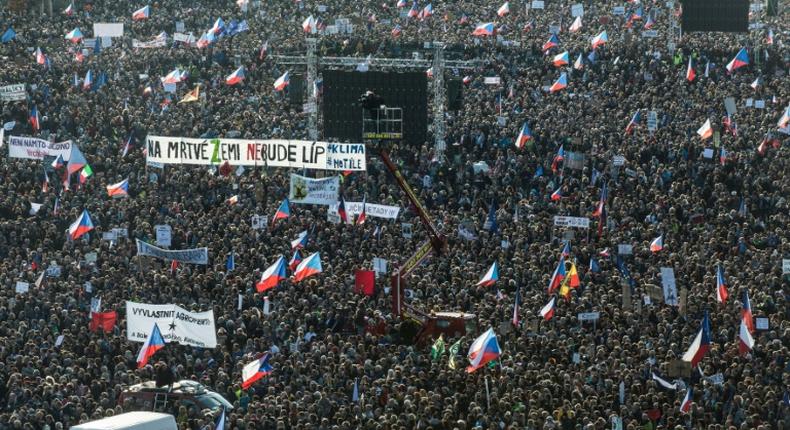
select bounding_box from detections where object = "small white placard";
[531,0,545,9]
[661,267,678,306]
[702,148,714,159]
[484,76,501,85]
[571,3,584,17]
[782,259,790,274]
[102,231,117,241]
[251,215,268,230]
[401,223,413,239]
[373,257,388,276]
[577,312,600,322]
[613,6,625,15]
[642,30,658,38]
[754,100,765,109]
[155,224,172,247]
[15,281,29,294]
[745,98,753,107]
[175,21,185,32]
[647,111,658,131]
[613,155,626,166]
[55,335,65,347]
[755,317,769,330]
[617,244,633,255]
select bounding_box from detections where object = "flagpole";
[485,375,491,410]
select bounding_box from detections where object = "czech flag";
[65,27,84,43]
[512,286,521,326]
[765,28,773,45]
[542,33,559,52]
[476,261,499,287]
[161,69,183,84]
[550,188,562,201]
[83,70,93,90]
[397,0,407,7]
[778,105,790,129]
[293,252,322,282]
[625,110,641,134]
[35,47,46,65]
[726,47,749,72]
[569,16,582,32]
[136,323,165,368]
[738,314,755,356]
[631,7,643,20]
[408,2,419,17]
[463,75,472,85]
[68,209,94,240]
[241,352,273,389]
[551,144,565,172]
[337,197,349,224]
[225,66,245,85]
[51,154,65,169]
[644,14,655,29]
[589,258,600,273]
[497,1,509,17]
[257,256,286,292]
[29,105,40,132]
[549,72,567,93]
[356,199,367,225]
[466,328,501,373]
[67,145,87,175]
[391,25,402,37]
[741,290,754,333]
[681,311,711,368]
[715,266,728,303]
[573,53,584,70]
[539,296,556,321]
[106,179,129,198]
[750,76,761,90]
[302,15,316,33]
[272,198,289,225]
[697,118,713,140]
[196,31,215,48]
[515,122,532,149]
[42,170,49,193]
[591,30,608,49]
[561,242,571,258]
[552,51,569,67]
[291,230,308,250]
[420,4,433,18]
[274,71,289,91]
[680,388,693,414]
[472,23,495,36]
[64,2,74,15]
[288,249,302,272]
[210,17,225,35]
[132,5,150,21]
[649,235,663,253]
[686,57,696,82]
[547,256,566,294]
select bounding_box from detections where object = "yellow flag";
[178,85,200,104]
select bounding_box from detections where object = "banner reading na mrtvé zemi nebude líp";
[145,136,366,171]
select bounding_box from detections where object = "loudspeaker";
[289,73,304,107]
[446,78,463,111]
[681,0,748,33]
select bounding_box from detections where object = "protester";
[0,0,788,429]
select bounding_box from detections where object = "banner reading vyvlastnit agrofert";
[146,136,366,171]
[126,301,217,348]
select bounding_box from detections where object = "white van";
[69,412,177,430]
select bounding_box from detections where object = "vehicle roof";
[69,412,176,430]
[125,380,207,395]
[433,311,475,319]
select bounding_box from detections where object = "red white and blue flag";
[625,110,641,134]
[515,122,532,149]
[337,197,349,224]
[741,290,754,333]
[65,27,84,43]
[569,16,582,32]
[136,323,166,368]
[226,66,245,85]
[241,352,273,389]
[294,252,322,282]
[472,22,495,36]
[550,187,562,201]
[552,51,569,67]
[29,105,40,132]
[466,328,501,373]
[288,249,302,272]
[273,71,290,91]
[106,179,129,198]
[272,198,290,225]
[35,47,46,65]
[547,256,566,294]
[549,72,567,93]
[726,47,749,72]
[649,235,663,253]
[715,265,728,303]
[476,261,499,287]
[132,5,150,20]
[291,230,309,250]
[257,256,287,292]
[63,2,74,15]
[67,145,87,175]
[497,1,509,17]
[542,33,559,52]
[539,296,556,320]
[680,388,693,414]
[68,209,94,240]
[682,311,711,368]
[591,30,608,49]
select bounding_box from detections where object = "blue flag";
[94,36,102,54]
[226,252,235,272]
[1,27,16,43]
[534,165,544,178]
[484,201,498,233]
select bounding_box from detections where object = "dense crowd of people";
[0,0,788,429]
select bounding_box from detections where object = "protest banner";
[93,23,124,37]
[145,136,366,171]
[289,174,339,205]
[135,239,208,264]
[8,136,73,160]
[155,225,172,247]
[553,216,590,228]
[0,84,26,101]
[660,267,678,306]
[328,201,400,220]
[126,301,217,348]
[132,38,167,48]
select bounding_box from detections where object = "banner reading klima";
[146,136,366,171]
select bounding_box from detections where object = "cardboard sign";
[667,359,692,378]
[577,312,600,322]
[155,225,172,247]
[755,317,769,330]
[251,215,268,230]
[613,155,626,166]
[401,223,413,239]
[660,267,678,306]
[647,111,658,131]
[617,244,633,255]
[553,216,590,228]
[571,3,584,17]
[15,281,29,294]
[175,21,185,32]
[531,0,545,9]
[783,259,790,274]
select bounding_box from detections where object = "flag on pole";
[293,252,322,282]
[725,47,749,72]
[497,1,509,17]
[569,16,582,32]
[476,262,499,287]
[539,296,556,320]
[272,198,289,225]
[680,388,693,414]
[682,311,711,368]
[512,285,521,326]
[466,328,501,373]
[715,265,728,303]
[697,119,713,140]
[136,323,165,368]
[132,5,151,20]
[257,256,287,292]
[68,209,94,240]
[241,352,273,389]
[649,235,663,253]
[430,335,445,360]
